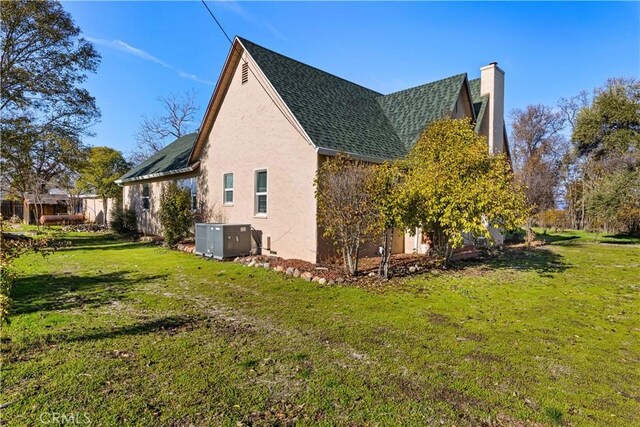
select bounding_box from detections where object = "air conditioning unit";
[195,223,252,259]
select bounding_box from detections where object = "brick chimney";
[480,62,505,155]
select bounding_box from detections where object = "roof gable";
[377,74,467,150]
[238,37,405,160]
[117,133,198,183]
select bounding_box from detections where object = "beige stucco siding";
[123,180,166,235]
[198,52,319,262]
[452,83,474,120]
[82,197,115,224]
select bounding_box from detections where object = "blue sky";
[63,1,640,155]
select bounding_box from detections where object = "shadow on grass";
[453,246,569,278]
[536,234,581,244]
[55,234,154,252]
[11,270,168,315]
[67,315,201,344]
[600,233,640,245]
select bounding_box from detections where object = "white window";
[142,184,150,210]
[223,173,233,205]
[255,170,267,215]
[177,178,198,211]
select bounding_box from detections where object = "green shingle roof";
[118,133,198,182]
[468,78,489,133]
[238,37,405,160]
[239,38,472,160]
[377,74,466,150]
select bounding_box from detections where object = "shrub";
[110,206,138,236]
[159,182,194,246]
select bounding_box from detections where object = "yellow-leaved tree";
[395,118,527,264]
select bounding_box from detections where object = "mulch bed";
[175,239,490,284]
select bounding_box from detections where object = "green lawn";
[2,230,639,426]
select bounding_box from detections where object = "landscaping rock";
[318,278,327,285]
[335,277,345,283]
[368,272,376,278]
[275,265,285,273]
[263,263,270,269]
[301,272,313,281]
[247,261,256,267]
[293,269,301,278]
[408,266,416,273]
[285,267,294,276]
[312,276,320,282]
[328,280,335,285]
[233,257,241,263]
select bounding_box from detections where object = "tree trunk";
[580,181,586,230]
[525,217,534,247]
[353,241,360,276]
[102,197,108,226]
[383,228,393,279]
[21,197,29,224]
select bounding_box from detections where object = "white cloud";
[87,37,215,86]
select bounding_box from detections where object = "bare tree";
[510,105,568,240]
[558,91,589,130]
[129,90,199,165]
[557,92,590,230]
[315,155,375,276]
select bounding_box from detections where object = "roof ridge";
[236,36,383,96]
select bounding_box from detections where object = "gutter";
[115,161,200,185]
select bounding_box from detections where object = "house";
[117,37,510,263]
[1,190,114,224]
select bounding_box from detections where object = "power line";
[199,0,311,144]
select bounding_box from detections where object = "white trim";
[223,172,234,205]
[254,168,268,216]
[141,184,150,211]
[115,162,200,185]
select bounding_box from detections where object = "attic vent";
[241,62,248,84]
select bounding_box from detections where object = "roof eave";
[316,147,395,164]
[115,161,200,185]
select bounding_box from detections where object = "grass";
[1,230,639,426]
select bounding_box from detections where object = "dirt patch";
[464,332,486,342]
[433,386,488,421]
[464,351,502,363]
[241,400,305,426]
[427,313,452,325]
[492,413,546,427]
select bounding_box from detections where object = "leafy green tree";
[159,182,194,246]
[588,170,640,234]
[573,78,640,159]
[570,77,640,234]
[77,147,129,225]
[396,119,527,264]
[0,0,100,217]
